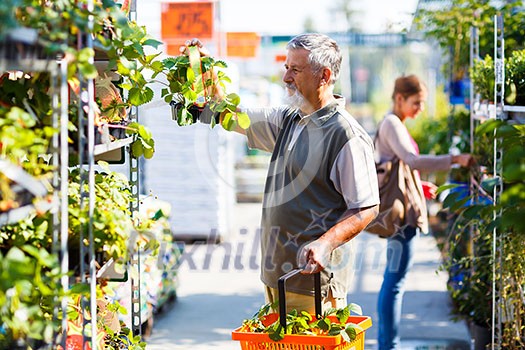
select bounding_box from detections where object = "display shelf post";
[492,13,505,350]
[59,59,70,348]
[129,103,143,336]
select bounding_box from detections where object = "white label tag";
[495,59,504,84]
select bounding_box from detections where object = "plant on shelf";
[469,49,525,106]
[0,246,64,348]
[148,45,250,131]
[469,54,495,103]
[439,119,525,348]
[67,162,135,270]
[505,49,525,106]
[414,0,525,80]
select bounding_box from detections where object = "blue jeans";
[377,226,419,350]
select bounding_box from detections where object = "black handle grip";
[277,268,322,328]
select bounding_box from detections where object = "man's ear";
[321,68,332,86]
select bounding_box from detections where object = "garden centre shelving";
[469,14,524,350]
[0,36,71,347]
[2,4,162,350]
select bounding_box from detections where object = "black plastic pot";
[169,101,220,125]
[471,322,492,350]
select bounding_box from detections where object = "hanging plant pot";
[170,100,219,125]
[471,322,492,350]
[157,45,249,131]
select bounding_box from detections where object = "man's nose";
[283,70,292,84]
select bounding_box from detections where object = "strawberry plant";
[148,46,250,131]
[126,121,155,159]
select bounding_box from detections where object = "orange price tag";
[161,2,214,39]
[226,32,260,58]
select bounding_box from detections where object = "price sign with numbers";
[161,2,214,40]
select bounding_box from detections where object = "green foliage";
[506,49,525,106]
[470,54,495,102]
[0,246,63,347]
[0,106,55,177]
[470,49,525,105]
[67,162,135,264]
[126,122,155,159]
[439,119,525,346]
[151,48,250,131]
[0,0,22,38]
[240,302,363,343]
[414,0,525,78]
[1,0,167,347]
[105,326,147,350]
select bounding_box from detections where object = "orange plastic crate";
[232,315,372,350]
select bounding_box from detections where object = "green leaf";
[443,191,463,210]
[343,324,357,342]
[131,140,144,158]
[222,112,235,131]
[150,60,164,73]
[236,111,251,129]
[226,93,241,106]
[142,86,154,105]
[437,183,463,195]
[462,205,486,220]
[214,60,228,68]
[132,42,144,56]
[117,61,131,75]
[449,196,470,212]
[186,68,196,85]
[5,246,26,263]
[138,125,152,140]
[77,47,95,62]
[143,38,163,48]
[481,177,500,194]
[119,82,133,90]
[348,303,362,315]
[268,324,284,341]
[79,63,98,79]
[317,318,330,331]
[337,306,350,324]
[475,119,503,136]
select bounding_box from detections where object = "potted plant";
[470,49,525,106]
[505,49,525,107]
[148,46,250,131]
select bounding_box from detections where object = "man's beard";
[284,84,307,111]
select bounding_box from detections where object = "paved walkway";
[146,202,471,350]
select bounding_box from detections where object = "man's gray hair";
[286,33,342,85]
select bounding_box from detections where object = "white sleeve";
[242,106,286,153]
[381,115,452,171]
[330,136,380,209]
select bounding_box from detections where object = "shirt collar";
[293,95,346,126]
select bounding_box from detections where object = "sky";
[219,0,420,35]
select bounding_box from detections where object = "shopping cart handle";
[277,268,322,328]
